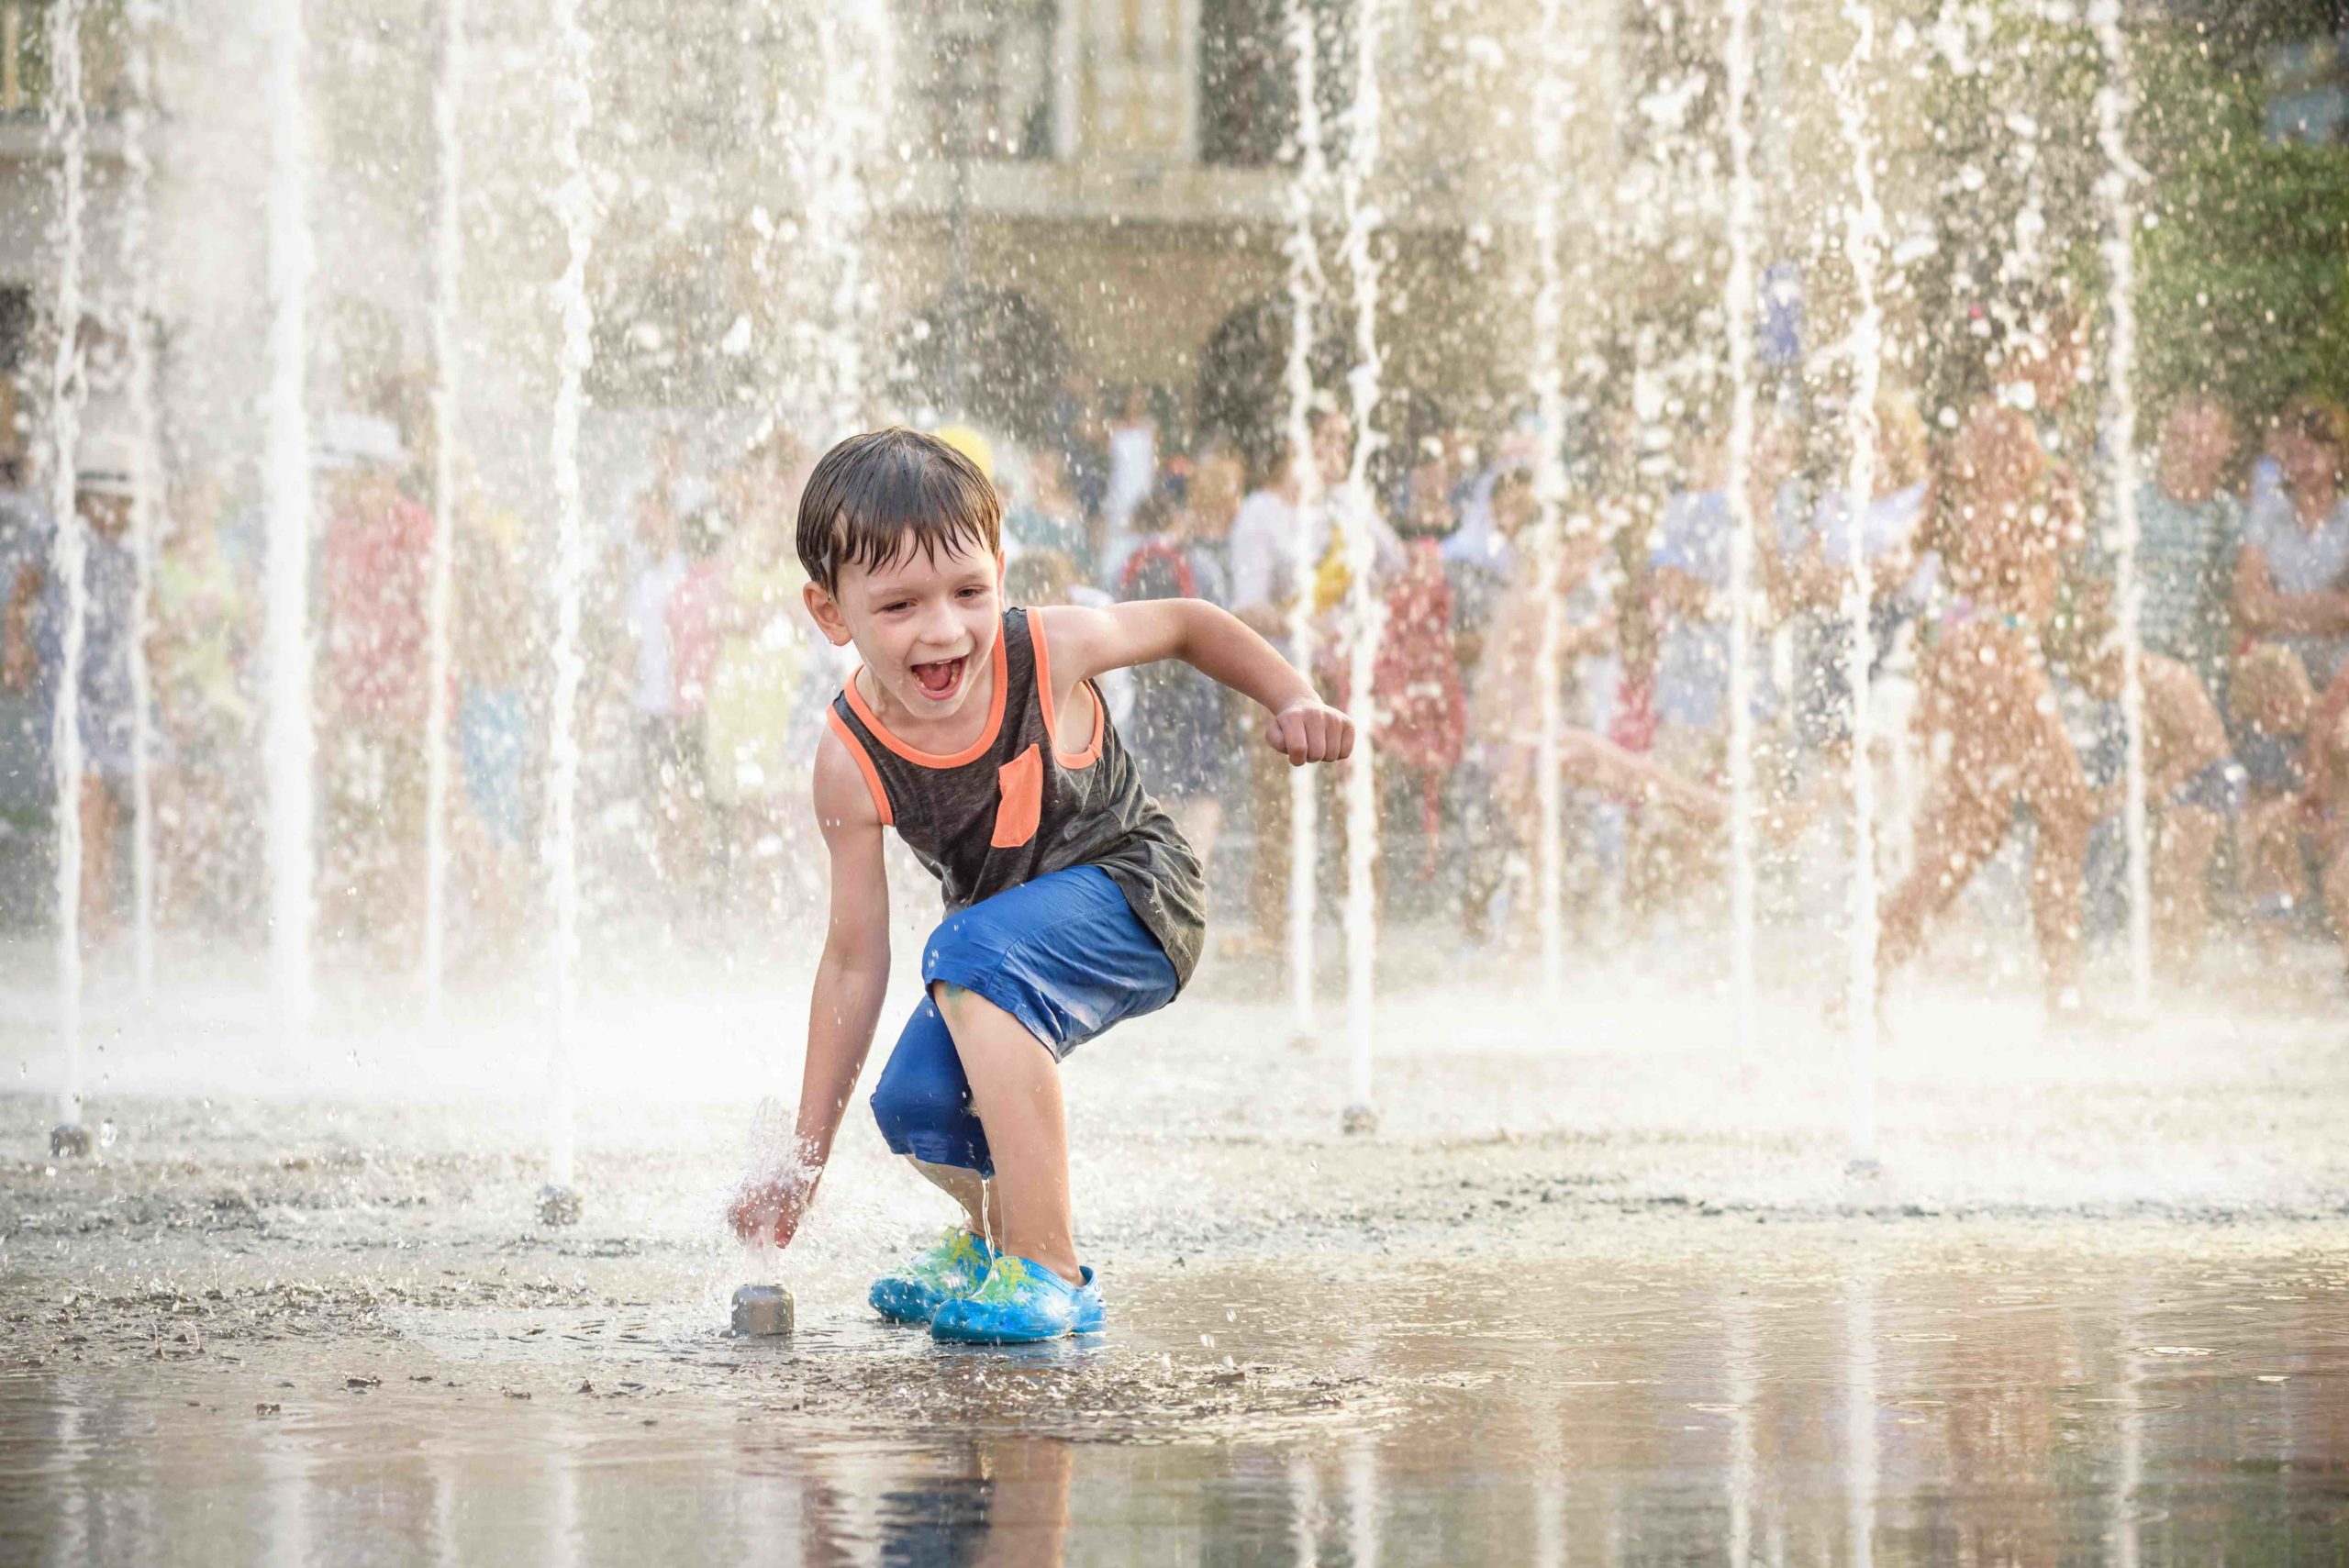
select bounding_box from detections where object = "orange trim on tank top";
[1028,608,1105,769]
[841,630,1009,769]
[825,707,894,826]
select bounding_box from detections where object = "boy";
[727,429,1353,1343]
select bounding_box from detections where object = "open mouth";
[911,656,966,702]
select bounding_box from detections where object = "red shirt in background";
[323,484,433,728]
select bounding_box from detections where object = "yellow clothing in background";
[706,556,807,806]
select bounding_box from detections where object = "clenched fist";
[1264,697,1355,766]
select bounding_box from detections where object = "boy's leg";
[911,1157,1000,1240]
[931,981,1080,1284]
[869,994,997,1234]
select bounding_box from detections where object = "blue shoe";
[930,1256,1105,1344]
[868,1229,996,1324]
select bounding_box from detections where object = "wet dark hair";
[796,428,1001,595]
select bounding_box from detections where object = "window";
[1198,0,1353,170]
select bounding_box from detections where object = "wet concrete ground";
[3,937,2348,1562]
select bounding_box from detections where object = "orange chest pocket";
[990,744,1044,849]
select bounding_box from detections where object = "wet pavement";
[6,1236,2349,1563]
[4,945,2349,1562]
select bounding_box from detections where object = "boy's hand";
[1265,697,1355,766]
[728,1151,820,1250]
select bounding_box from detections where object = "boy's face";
[806,530,1004,722]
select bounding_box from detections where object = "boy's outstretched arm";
[1038,600,1353,765]
[730,729,892,1247]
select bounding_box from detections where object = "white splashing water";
[1834,0,1889,1167]
[422,0,466,1023]
[2092,0,2152,1008]
[119,0,161,1009]
[1337,0,1386,1116]
[44,0,88,1129]
[1719,0,1761,1066]
[1281,0,1330,1043]
[1526,0,1573,1006]
[545,0,599,1192]
[794,0,891,440]
[263,0,317,1051]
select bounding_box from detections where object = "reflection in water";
[1344,1437,1380,1568]
[1844,1270,1877,1568]
[262,1436,307,1568]
[870,1437,1073,1568]
[1726,1292,1758,1566]
[10,1249,2349,1564]
[1289,1453,1320,1565]
[2113,1314,2143,1568]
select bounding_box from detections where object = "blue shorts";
[868,864,1179,1175]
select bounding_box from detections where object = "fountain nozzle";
[731,1284,795,1337]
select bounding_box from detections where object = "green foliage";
[2134,37,2349,423]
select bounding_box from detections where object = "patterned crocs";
[868,1228,997,1324]
[930,1255,1106,1344]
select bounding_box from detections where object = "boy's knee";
[870,1063,961,1151]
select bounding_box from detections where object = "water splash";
[544,0,599,1197]
[118,0,162,1009]
[1720,0,1761,1067]
[1526,0,1574,1006]
[43,0,88,1133]
[1337,0,1387,1122]
[792,0,892,440]
[2092,0,2151,1008]
[422,0,466,1024]
[262,0,317,1051]
[1834,0,1890,1168]
[1281,0,1329,1043]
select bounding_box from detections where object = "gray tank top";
[826,606,1206,987]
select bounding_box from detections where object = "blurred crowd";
[3,328,2346,1002]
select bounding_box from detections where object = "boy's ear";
[802,581,854,649]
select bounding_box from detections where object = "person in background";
[1114,485,1233,873]
[2135,397,2243,696]
[662,503,731,912]
[1004,447,1088,564]
[622,464,692,896]
[150,473,258,928]
[452,500,535,962]
[2231,641,2317,943]
[706,437,816,922]
[1879,404,2094,1013]
[2065,582,2239,971]
[1355,467,1464,895]
[1464,471,1718,945]
[1099,385,1159,581]
[2233,396,2349,695]
[4,439,143,940]
[317,414,432,950]
[1776,394,1933,753]
[1225,412,1343,955]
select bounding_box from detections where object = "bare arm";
[730,728,891,1246]
[2235,544,2349,639]
[1038,600,1354,765]
[2141,655,2229,803]
[4,562,40,690]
